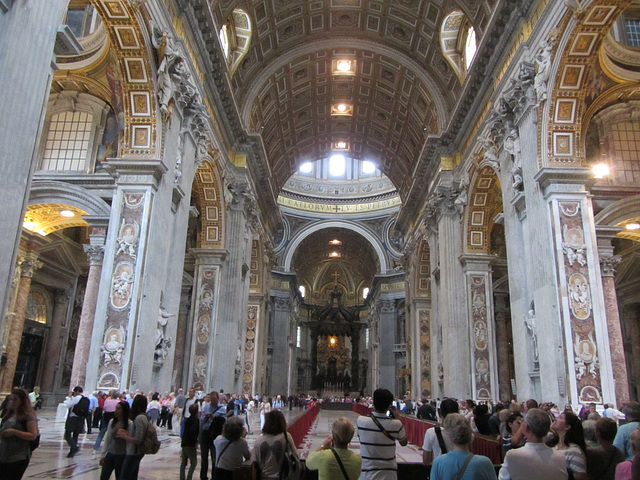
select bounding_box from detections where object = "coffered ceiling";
[211,0,501,198]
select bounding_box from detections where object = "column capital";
[377,299,395,313]
[599,255,621,277]
[534,167,595,199]
[18,255,43,278]
[84,244,105,266]
[102,158,168,189]
[55,288,73,305]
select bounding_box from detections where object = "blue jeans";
[121,454,144,480]
[100,452,125,480]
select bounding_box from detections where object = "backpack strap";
[434,426,448,454]
[455,453,474,480]
[369,414,395,441]
[215,439,234,467]
[330,448,350,480]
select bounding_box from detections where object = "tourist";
[251,410,299,479]
[356,388,407,479]
[0,388,38,479]
[586,417,624,480]
[28,387,42,411]
[430,413,497,480]
[99,400,130,480]
[501,413,525,452]
[146,392,161,425]
[614,402,640,460]
[259,397,271,431]
[180,403,200,480]
[200,391,226,480]
[423,398,459,465]
[498,408,568,480]
[547,411,588,480]
[117,394,149,480]
[615,429,640,480]
[213,416,250,480]
[64,386,89,458]
[306,417,361,480]
[94,390,121,453]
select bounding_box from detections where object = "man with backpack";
[64,386,90,457]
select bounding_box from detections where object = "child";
[180,403,200,480]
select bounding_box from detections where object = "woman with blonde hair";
[306,417,362,480]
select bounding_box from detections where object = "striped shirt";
[356,412,407,479]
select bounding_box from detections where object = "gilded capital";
[19,256,43,278]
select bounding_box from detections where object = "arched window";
[219,9,252,76]
[39,92,114,173]
[441,11,477,83]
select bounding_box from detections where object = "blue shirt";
[614,421,639,460]
[430,450,497,480]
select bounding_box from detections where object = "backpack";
[139,418,161,455]
[279,433,302,480]
[72,396,90,417]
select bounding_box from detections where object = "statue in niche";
[504,127,523,190]
[151,21,182,121]
[524,308,539,361]
[101,328,125,365]
[155,303,174,364]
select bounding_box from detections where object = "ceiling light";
[60,210,75,217]
[329,336,337,346]
[331,103,353,116]
[337,60,351,72]
[329,251,341,258]
[329,239,342,245]
[625,223,640,231]
[593,163,610,179]
[332,59,356,75]
[338,104,347,112]
[336,141,347,148]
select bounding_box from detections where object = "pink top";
[615,460,632,480]
[103,397,121,413]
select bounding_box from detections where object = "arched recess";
[192,159,226,249]
[440,10,476,83]
[463,166,503,254]
[544,1,631,167]
[282,221,388,274]
[28,180,111,216]
[595,195,640,243]
[85,0,160,157]
[221,9,252,77]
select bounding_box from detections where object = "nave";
[22,407,422,479]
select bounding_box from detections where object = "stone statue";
[505,128,523,190]
[155,305,174,364]
[151,21,182,121]
[534,40,553,106]
[524,309,539,361]
[478,135,500,172]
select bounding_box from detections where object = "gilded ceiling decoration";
[23,204,89,236]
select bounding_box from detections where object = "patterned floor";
[22,407,423,479]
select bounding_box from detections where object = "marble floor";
[23,407,423,479]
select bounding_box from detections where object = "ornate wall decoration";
[193,161,225,248]
[419,309,431,398]
[191,267,217,390]
[97,189,146,390]
[469,275,492,400]
[557,200,602,403]
[242,305,258,395]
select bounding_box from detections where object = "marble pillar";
[270,296,292,395]
[70,245,104,389]
[41,289,72,394]
[622,305,640,400]
[493,292,513,402]
[599,254,630,406]
[0,255,43,393]
[0,0,68,334]
[172,288,191,390]
[377,299,396,393]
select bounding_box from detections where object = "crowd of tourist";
[1,384,640,480]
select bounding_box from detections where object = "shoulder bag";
[369,414,395,441]
[279,432,302,480]
[330,448,350,480]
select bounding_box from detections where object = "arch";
[463,165,503,254]
[282,220,388,273]
[545,1,630,167]
[223,9,252,77]
[81,0,160,158]
[440,10,475,83]
[192,158,226,249]
[28,180,111,216]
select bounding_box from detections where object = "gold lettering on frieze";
[380,282,405,292]
[277,196,401,212]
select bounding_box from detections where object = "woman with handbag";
[430,413,497,480]
[0,388,38,480]
[306,417,362,480]
[213,416,250,480]
[251,411,299,479]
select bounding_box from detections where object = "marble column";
[493,292,512,402]
[0,0,68,335]
[622,304,640,399]
[310,326,319,390]
[41,289,72,394]
[172,288,191,390]
[599,254,630,405]
[70,245,104,389]
[377,299,396,392]
[270,296,292,395]
[0,255,43,394]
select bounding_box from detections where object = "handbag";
[279,432,302,480]
[19,418,40,451]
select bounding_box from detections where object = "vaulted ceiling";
[210,0,502,198]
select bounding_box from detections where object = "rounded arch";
[192,158,226,249]
[223,9,252,77]
[282,220,388,273]
[544,1,629,167]
[595,194,640,243]
[28,180,111,216]
[82,0,160,158]
[440,10,476,83]
[463,165,503,254]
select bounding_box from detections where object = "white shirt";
[498,442,568,480]
[422,425,454,461]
